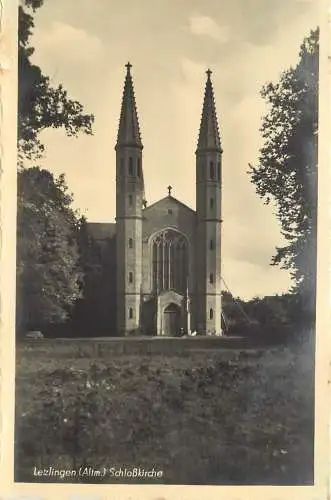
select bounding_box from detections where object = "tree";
[16,2,95,333]
[18,0,94,165]
[248,29,318,315]
[16,168,83,332]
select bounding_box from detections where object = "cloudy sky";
[29,0,318,300]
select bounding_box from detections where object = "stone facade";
[86,64,223,336]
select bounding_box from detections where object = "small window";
[129,308,133,319]
[168,209,173,215]
[210,239,214,250]
[210,197,214,209]
[210,273,214,284]
[129,157,134,176]
[129,272,133,283]
[210,161,215,180]
[217,161,221,181]
[137,158,141,177]
[129,194,133,206]
[129,238,133,248]
[210,308,213,320]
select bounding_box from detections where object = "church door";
[163,303,180,336]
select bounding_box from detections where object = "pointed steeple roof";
[196,69,222,153]
[116,62,143,149]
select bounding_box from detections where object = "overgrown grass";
[15,338,315,485]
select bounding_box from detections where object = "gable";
[142,196,196,242]
[144,196,195,216]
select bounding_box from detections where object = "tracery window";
[151,230,188,294]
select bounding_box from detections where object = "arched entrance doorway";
[163,303,180,336]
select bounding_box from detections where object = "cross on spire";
[125,61,132,73]
[167,185,172,197]
[206,68,212,79]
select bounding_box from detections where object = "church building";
[85,63,223,336]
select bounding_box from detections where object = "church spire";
[116,62,143,149]
[196,69,222,153]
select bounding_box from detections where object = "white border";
[0,0,329,498]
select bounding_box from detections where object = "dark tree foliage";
[17,1,95,333]
[16,168,83,331]
[248,29,318,315]
[18,0,94,164]
[222,291,304,342]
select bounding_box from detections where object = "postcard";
[0,0,330,499]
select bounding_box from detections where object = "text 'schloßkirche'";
[85,63,223,336]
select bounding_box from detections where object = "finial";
[143,199,147,209]
[206,68,212,80]
[167,185,172,197]
[125,61,132,73]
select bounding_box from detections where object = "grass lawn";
[14,338,315,485]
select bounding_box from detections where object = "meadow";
[15,337,315,485]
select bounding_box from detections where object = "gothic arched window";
[129,194,133,206]
[210,308,213,320]
[217,161,221,181]
[129,238,133,248]
[210,239,214,250]
[210,273,214,284]
[129,157,134,176]
[129,272,133,283]
[210,161,215,180]
[151,230,188,294]
[129,308,133,319]
[210,197,214,209]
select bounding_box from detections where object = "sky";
[29,0,318,300]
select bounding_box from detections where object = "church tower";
[195,69,223,335]
[115,63,144,335]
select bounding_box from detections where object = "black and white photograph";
[0,0,329,496]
